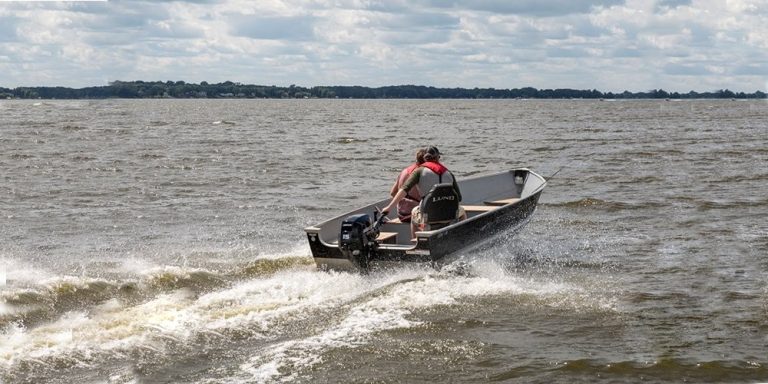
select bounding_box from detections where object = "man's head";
[424,146,441,162]
[415,148,427,164]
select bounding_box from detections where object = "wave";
[669,196,768,210]
[234,264,615,383]
[627,291,694,303]
[531,146,568,152]
[8,154,34,160]
[555,195,766,214]
[545,358,768,381]
[615,175,664,183]
[70,155,96,161]
[0,256,315,330]
[333,137,367,144]
[329,119,357,124]
[234,256,315,278]
[696,199,768,210]
[0,258,613,382]
[714,173,768,183]
[620,149,685,158]
[60,125,86,131]
[545,198,666,211]
[139,153,166,159]
[0,267,375,381]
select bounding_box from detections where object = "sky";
[0,0,766,92]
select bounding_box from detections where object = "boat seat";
[386,217,403,224]
[484,198,521,206]
[462,205,496,212]
[376,231,398,244]
[419,183,460,224]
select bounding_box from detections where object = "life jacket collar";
[422,161,447,175]
[404,163,420,175]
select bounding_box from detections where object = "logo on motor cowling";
[431,196,455,203]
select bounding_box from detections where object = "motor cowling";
[339,213,380,270]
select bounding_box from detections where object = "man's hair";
[424,146,440,161]
[415,148,426,164]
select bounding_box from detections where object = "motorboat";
[304,168,547,271]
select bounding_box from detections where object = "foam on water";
[0,257,610,381]
[233,262,607,383]
[254,243,311,260]
[0,257,53,288]
[0,264,387,376]
[0,246,319,333]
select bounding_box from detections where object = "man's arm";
[382,168,422,213]
[400,167,422,191]
[389,178,399,197]
[451,172,462,201]
[382,188,407,214]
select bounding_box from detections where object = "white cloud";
[0,0,765,91]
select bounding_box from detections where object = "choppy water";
[1,99,767,383]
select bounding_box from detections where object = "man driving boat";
[381,146,466,235]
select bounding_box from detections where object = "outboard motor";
[339,210,385,270]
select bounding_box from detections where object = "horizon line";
[1,81,765,95]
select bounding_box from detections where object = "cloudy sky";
[0,0,766,92]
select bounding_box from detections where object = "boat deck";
[371,197,523,246]
[326,198,523,247]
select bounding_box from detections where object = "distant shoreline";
[1,81,765,100]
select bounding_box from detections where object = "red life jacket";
[399,163,421,184]
[421,161,447,175]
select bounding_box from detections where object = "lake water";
[1,99,767,383]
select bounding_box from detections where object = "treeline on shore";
[1,81,765,99]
